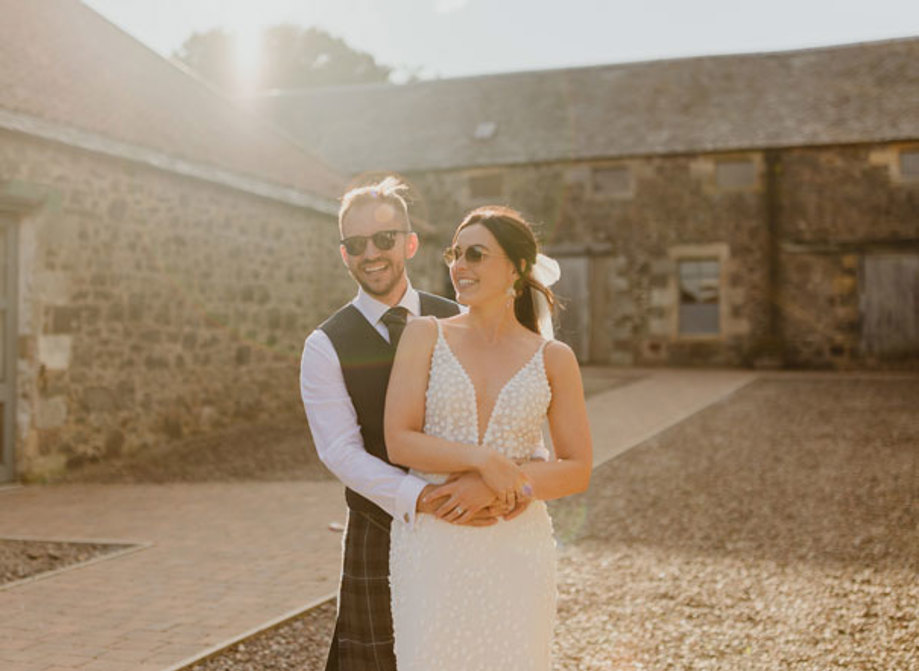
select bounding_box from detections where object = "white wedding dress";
[390,320,556,670]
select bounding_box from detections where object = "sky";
[81,0,919,82]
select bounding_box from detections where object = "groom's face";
[340,199,418,305]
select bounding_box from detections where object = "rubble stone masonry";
[1,132,355,480]
[406,142,918,369]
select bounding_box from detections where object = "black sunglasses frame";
[340,229,410,256]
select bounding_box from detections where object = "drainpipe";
[763,149,783,362]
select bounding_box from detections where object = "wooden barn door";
[860,254,919,359]
[0,215,16,483]
[554,256,590,361]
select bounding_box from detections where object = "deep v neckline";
[437,323,545,445]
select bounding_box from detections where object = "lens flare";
[233,28,262,95]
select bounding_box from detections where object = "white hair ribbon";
[530,253,561,340]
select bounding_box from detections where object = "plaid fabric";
[325,510,397,671]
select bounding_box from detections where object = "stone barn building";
[0,0,355,482]
[258,38,919,370]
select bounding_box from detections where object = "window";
[900,151,919,179]
[468,173,503,199]
[678,259,720,335]
[715,159,757,190]
[591,166,631,197]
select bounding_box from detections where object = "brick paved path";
[0,482,346,671]
[582,368,753,466]
[0,368,756,671]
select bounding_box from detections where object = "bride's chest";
[425,341,551,450]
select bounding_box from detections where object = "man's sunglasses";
[340,230,409,256]
[442,244,494,266]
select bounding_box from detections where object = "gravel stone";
[187,601,336,671]
[183,377,919,670]
[4,375,914,670]
[550,378,917,670]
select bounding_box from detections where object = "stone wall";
[407,152,771,367]
[406,142,919,368]
[777,144,919,368]
[1,131,357,480]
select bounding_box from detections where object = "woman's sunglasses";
[340,229,409,256]
[442,244,493,266]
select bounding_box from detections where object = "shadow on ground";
[55,421,333,484]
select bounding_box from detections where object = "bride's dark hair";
[454,206,555,335]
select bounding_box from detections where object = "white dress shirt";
[300,283,427,526]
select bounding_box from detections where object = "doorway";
[554,256,590,361]
[860,253,919,359]
[0,214,16,482]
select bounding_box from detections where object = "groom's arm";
[300,330,429,526]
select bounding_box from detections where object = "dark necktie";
[381,306,409,348]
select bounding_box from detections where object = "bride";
[384,206,593,670]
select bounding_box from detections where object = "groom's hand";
[420,473,502,526]
[416,484,446,515]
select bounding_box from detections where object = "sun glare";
[233,28,262,94]
[226,5,264,96]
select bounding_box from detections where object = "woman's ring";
[455,506,464,515]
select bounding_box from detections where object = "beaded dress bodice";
[414,320,551,484]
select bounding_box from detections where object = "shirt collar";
[353,280,421,327]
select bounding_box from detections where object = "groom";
[301,177,499,670]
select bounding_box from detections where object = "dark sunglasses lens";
[342,231,401,256]
[466,246,484,263]
[343,238,367,255]
[372,231,397,250]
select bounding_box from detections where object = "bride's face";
[448,224,518,307]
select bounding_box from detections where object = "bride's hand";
[426,472,499,525]
[475,449,531,509]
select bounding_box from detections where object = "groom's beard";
[351,257,406,298]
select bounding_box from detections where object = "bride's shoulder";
[403,315,439,339]
[433,313,468,335]
[542,339,579,375]
[396,318,439,362]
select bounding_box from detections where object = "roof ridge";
[252,34,919,98]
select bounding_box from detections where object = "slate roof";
[0,0,344,200]
[256,37,919,174]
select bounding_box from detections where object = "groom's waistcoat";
[319,291,460,522]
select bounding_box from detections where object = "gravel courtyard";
[551,377,917,671]
[3,374,916,670]
[186,376,918,671]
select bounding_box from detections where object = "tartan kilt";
[326,509,397,671]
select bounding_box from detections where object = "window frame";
[588,163,634,200]
[897,148,919,182]
[466,171,504,201]
[668,243,730,341]
[712,156,760,192]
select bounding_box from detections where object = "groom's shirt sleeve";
[300,329,427,526]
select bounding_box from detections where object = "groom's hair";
[338,176,412,234]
